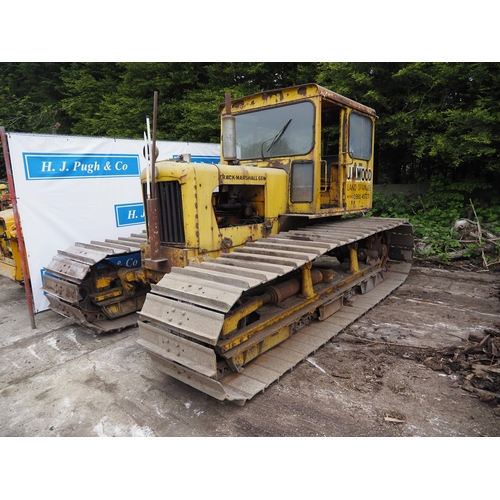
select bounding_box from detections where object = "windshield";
[235,101,315,160]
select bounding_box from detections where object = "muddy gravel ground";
[1,261,499,438]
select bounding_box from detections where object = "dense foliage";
[1,62,499,265]
[2,62,500,185]
[368,179,500,267]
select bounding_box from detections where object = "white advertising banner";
[6,132,220,312]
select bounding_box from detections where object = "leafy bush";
[369,177,500,265]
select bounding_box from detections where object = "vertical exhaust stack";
[148,91,160,259]
[222,92,237,164]
[144,91,168,272]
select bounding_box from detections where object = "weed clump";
[369,176,500,268]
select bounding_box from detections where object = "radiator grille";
[148,181,185,245]
[158,181,185,244]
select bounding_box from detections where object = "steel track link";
[137,217,414,404]
[42,231,147,333]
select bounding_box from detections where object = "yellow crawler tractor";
[43,84,413,404]
[0,184,25,282]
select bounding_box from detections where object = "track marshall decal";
[220,173,266,182]
[23,153,140,180]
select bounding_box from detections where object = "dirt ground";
[0,261,499,437]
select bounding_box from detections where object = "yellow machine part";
[140,161,288,265]
[220,83,377,218]
[0,208,24,282]
[134,84,413,403]
[137,216,414,404]
[42,83,415,403]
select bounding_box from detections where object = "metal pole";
[147,92,161,260]
[151,91,158,200]
[0,126,37,329]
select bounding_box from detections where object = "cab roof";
[225,83,377,118]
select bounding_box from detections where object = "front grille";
[157,181,186,245]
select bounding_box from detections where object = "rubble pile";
[424,326,500,404]
[416,218,500,268]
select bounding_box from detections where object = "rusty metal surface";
[1,127,36,328]
[207,255,293,277]
[151,273,243,313]
[232,245,318,262]
[140,262,411,404]
[100,239,142,250]
[57,246,113,265]
[43,231,148,332]
[140,217,412,344]
[200,259,283,282]
[44,255,91,282]
[145,352,246,403]
[242,240,323,259]
[224,250,306,269]
[46,294,141,334]
[139,293,224,345]
[137,320,217,377]
[227,84,377,118]
[138,217,413,403]
[44,234,147,283]
[42,274,80,303]
[169,265,262,290]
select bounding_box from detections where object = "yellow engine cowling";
[140,161,288,271]
[0,208,24,282]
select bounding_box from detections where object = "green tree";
[59,62,127,136]
[0,62,69,133]
[170,63,320,142]
[2,62,500,190]
[317,62,500,185]
[0,62,71,179]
